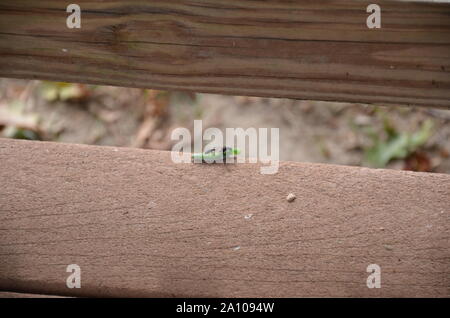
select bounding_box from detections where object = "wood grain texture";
[0,0,449,107]
[0,291,65,298]
[0,138,449,297]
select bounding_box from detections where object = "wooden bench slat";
[0,138,448,297]
[0,0,449,107]
[0,291,66,298]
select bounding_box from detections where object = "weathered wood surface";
[0,138,448,297]
[0,0,449,107]
[0,291,65,298]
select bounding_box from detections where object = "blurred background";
[0,78,449,173]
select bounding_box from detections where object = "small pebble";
[286,193,296,202]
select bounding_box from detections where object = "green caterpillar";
[191,147,240,163]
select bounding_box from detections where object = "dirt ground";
[0,79,449,173]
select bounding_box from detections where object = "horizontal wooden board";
[0,138,448,297]
[0,0,449,107]
[0,291,65,298]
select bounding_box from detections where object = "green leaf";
[364,119,434,168]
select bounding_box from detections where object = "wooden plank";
[0,292,65,298]
[0,138,448,297]
[0,0,449,108]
